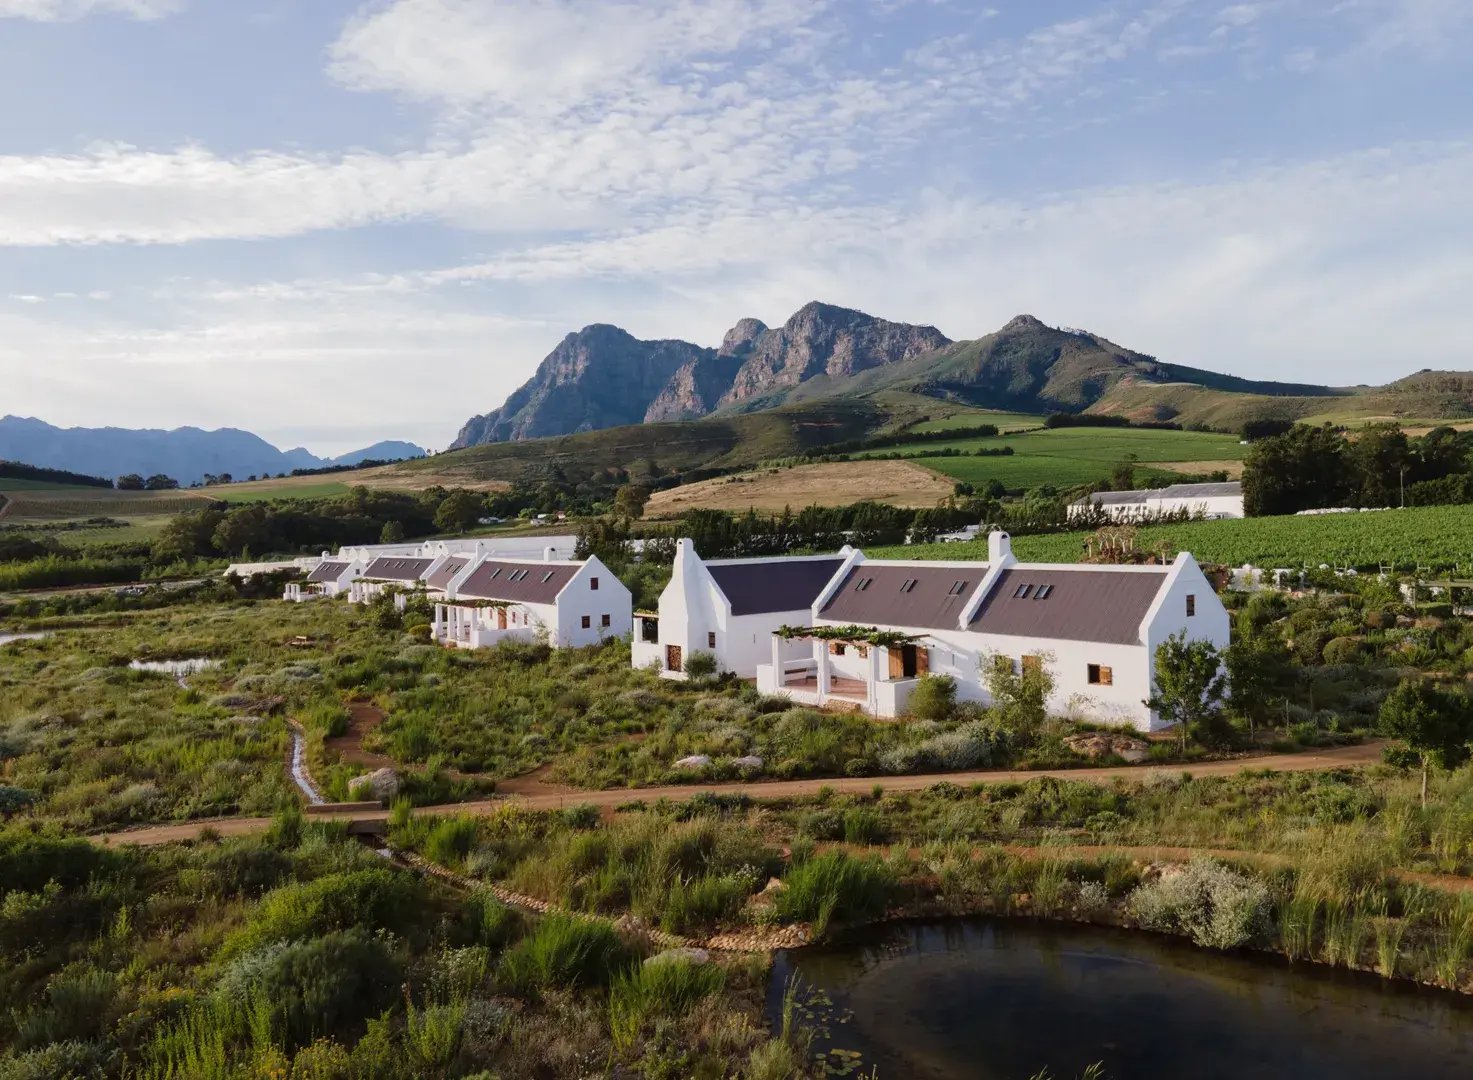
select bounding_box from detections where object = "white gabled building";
[283,553,365,601]
[633,539,851,679]
[348,555,442,605]
[750,530,1229,732]
[432,553,631,650]
[1068,481,1243,522]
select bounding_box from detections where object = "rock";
[673,755,712,770]
[644,947,711,968]
[761,877,785,893]
[731,755,764,771]
[348,767,399,803]
[1063,732,1151,763]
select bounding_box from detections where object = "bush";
[907,674,957,722]
[1128,859,1270,950]
[609,956,725,1053]
[775,852,896,936]
[1321,637,1365,666]
[683,651,718,680]
[0,786,36,818]
[661,874,749,934]
[0,1040,109,1080]
[498,915,629,995]
[225,869,424,955]
[841,807,886,845]
[215,929,400,1051]
[423,817,481,867]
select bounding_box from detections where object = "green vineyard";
[885,504,1473,572]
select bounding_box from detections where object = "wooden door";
[497,608,507,630]
[915,646,930,676]
[888,648,904,680]
[666,645,683,673]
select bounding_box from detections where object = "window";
[948,580,968,595]
[1034,584,1054,600]
[639,617,658,643]
[855,577,873,591]
[900,578,917,593]
[542,570,555,582]
[1022,654,1043,674]
[1088,664,1114,686]
[590,576,599,590]
[602,614,611,628]
[581,615,591,629]
[487,568,501,580]
[1186,594,1196,617]
[707,631,716,648]
[1014,583,1033,599]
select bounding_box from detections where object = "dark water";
[767,919,1473,1080]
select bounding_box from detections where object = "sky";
[0,1,1470,455]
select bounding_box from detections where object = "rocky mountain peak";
[1001,314,1049,333]
[720,318,768,353]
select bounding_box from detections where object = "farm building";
[633,540,849,679]
[432,553,631,650]
[348,556,439,605]
[1068,481,1243,522]
[749,530,1228,731]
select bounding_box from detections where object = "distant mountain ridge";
[0,417,426,486]
[450,303,1360,449]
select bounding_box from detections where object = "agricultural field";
[644,459,957,516]
[209,467,508,502]
[0,484,214,523]
[859,426,1245,491]
[909,409,1044,434]
[884,503,1473,572]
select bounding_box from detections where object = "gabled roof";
[425,556,469,592]
[968,566,1168,645]
[307,560,349,583]
[362,557,434,582]
[706,557,847,617]
[818,563,986,631]
[457,560,580,604]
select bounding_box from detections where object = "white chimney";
[544,546,556,562]
[988,529,1012,562]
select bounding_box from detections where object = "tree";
[908,674,957,722]
[1224,635,1288,730]
[434,491,484,533]
[1379,680,1472,807]
[380,520,406,544]
[211,504,273,556]
[1348,423,1410,508]
[115,474,144,491]
[1148,632,1229,753]
[612,484,651,519]
[144,474,179,490]
[1241,425,1350,516]
[1107,454,1139,492]
[983,652,1054,743]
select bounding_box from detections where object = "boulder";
[348,767,400,803]
[673,755,712,770]
[1063,732,1150,763]
[731,755,764,771]
[644,947,711,968]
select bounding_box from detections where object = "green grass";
[882,503,1473,571]
[0,479,112,492]
[210,482,352,503]
[859,426,1243,490]
[910,410,1044,434]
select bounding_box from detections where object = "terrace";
[433,599,537,650]
[755,626,928,716]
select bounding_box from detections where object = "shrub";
[775,852,896,936]
[684,651,718,680]
[1128,859,1270,950]
[0,830,120,896]
[11,966,119,1049]
[609,956,725,1053]
[465,890,522,950]
[661,874,749,934]
[907,674,957,721]
[794,808,843,842]
[0,786,36,818]
[0,1040,109,1080]
[225,869,424,955]
[215,929,399,1052]
[198,842,292,898]
[841,807,886,845]
[1321,637,1365,666]
[423,817,481,867]
[498,915,629,995]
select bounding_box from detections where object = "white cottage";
[283,554,365,601]
[432,554,631,650]
[633,539,851,679]
[754,531,1229,732]
[1068,481,1243,522]
[348,556,440,605]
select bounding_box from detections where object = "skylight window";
[542,571,555,582]
[1034,585,1054,600]
[900,578,917,593]
[855,577,873,592]
[487,568,501,580]
[948,581,968,595]
[1014,584,1033,599]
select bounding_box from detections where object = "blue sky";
[1,0,1470,454]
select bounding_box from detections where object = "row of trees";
[115,474,180,490]
[1243,423,1473,516]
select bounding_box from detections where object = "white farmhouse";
[432,554,631,649]
[752,530,1229,732]
[348,556,439,605]
[283,554,365,601]
[1068,481,1243,522]
[633,539,850,679]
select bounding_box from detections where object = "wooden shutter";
[888,648,904,679]
[915,647,930,675]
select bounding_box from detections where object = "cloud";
[0,0,182,20]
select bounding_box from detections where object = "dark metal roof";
[968,567,1168,644]
[457,560,579,603]
[307,560,349,583]
[1071,489,1149,507]
[1157,482,1241,499]
[425,557,469,592]
[707,558,847,617]
[362,557,434,582]
[818,563,985,631]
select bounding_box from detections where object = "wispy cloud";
[0,0,182,20]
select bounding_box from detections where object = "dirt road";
[95,740,1386,848]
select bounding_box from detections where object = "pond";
[768,919,1473,1079]
[0,631,49,646]
[128,658,219,677]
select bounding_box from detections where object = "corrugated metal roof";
[968,567,1168,644]
[818,563,986,630]
[362,557,435,582]
[1072,489,1149,507]
[457,560,579,604]
[307,560,349,583]
[706,558,847,616]
[425,556,469,592]
[1157,482,1241,499]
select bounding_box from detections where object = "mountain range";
[452,302,1449,450]
[0,417,425,486]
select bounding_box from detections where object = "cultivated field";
[210,466,509,502]
[909,409,1045,434]
[858,426,1246,490]
[883,503,1473,571]
[0,484,214,523]
[643,459,958,516]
